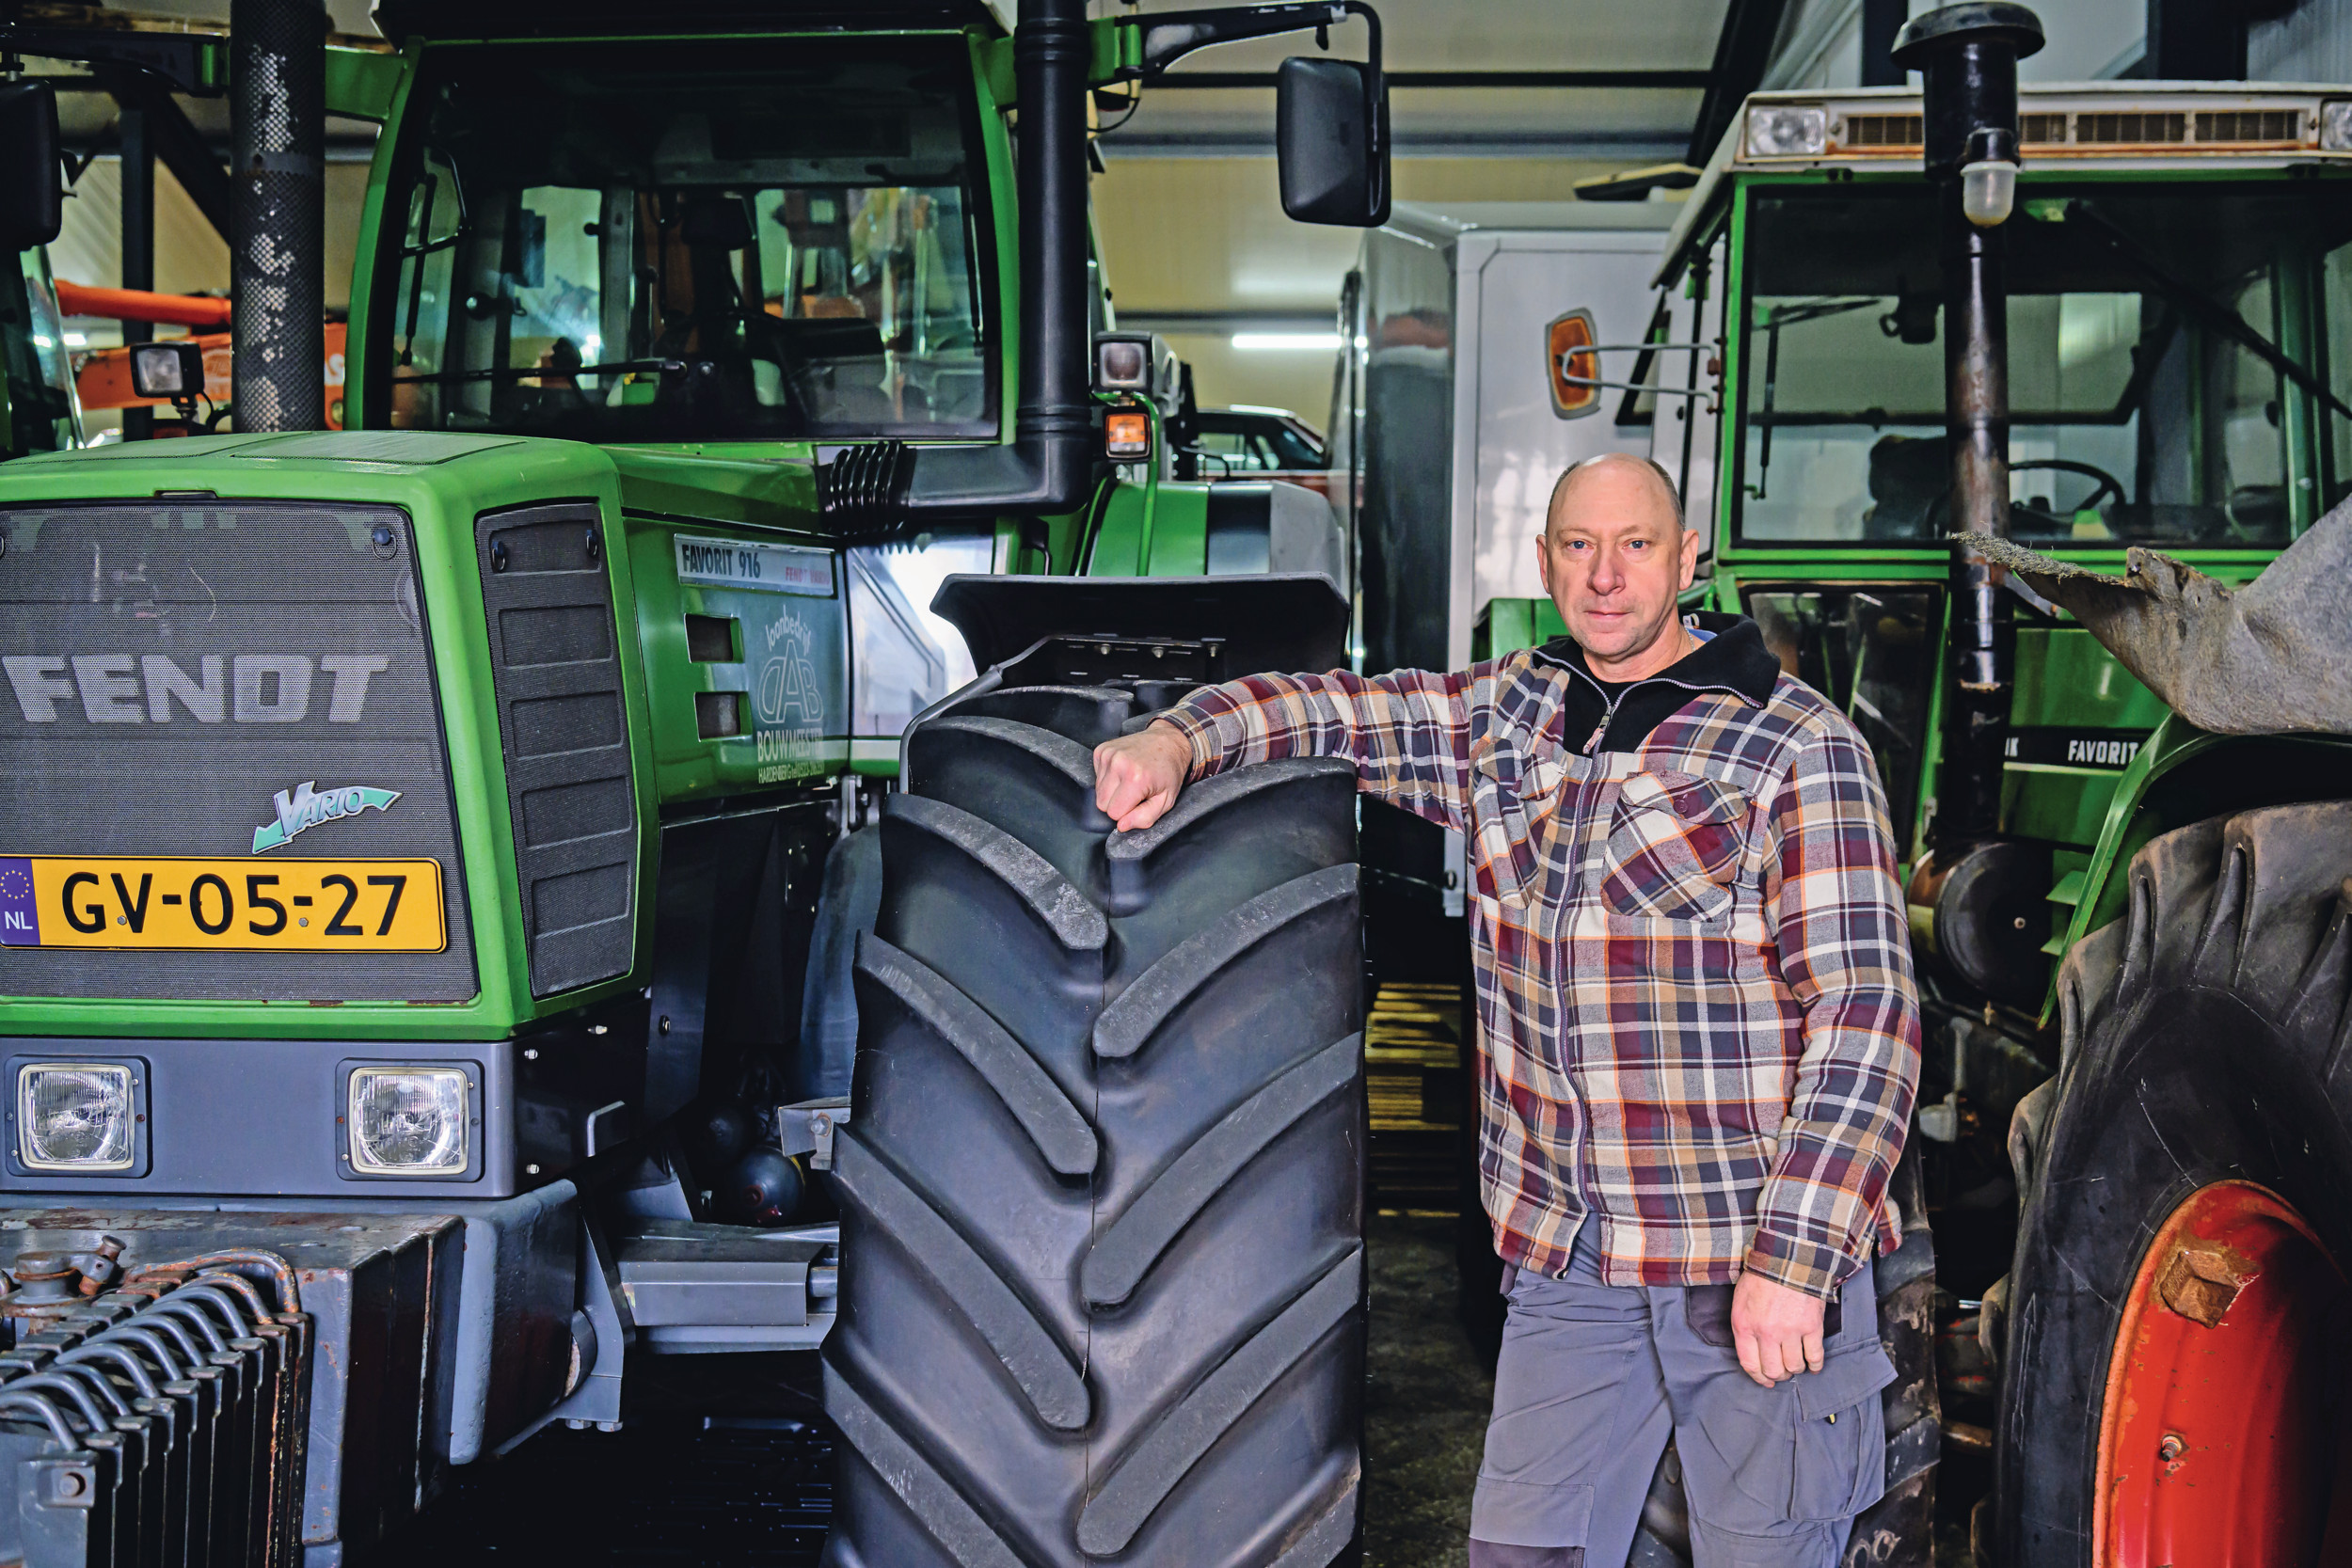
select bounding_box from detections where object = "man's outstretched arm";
[1092,668,1481,834]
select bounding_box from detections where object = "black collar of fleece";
[1529,613,1781,754]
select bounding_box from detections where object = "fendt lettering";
[0,651,391,722]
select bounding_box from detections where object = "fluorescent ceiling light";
[1232,333,1343,352]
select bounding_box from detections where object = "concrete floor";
[393,1210,1491,1565]
[1360,1211,1495,1568]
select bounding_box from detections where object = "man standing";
[1092,452,1920,1567]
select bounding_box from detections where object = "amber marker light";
[1105,405,1152,459]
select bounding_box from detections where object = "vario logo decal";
[252,780,402,853]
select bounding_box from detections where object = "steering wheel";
[2010,458,2125,514]
[1913,456,2129,541]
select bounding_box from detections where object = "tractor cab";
[0,81,81,458]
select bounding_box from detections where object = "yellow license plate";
[0,857,447,953]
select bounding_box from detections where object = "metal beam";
[1686,0,1796,166]
[1114,309,1337,333]
[1098,128,1688,159]
[2145,0,2246,79]
[1145,69,1711,89]
[1861,0,1907,87]
[91,67,232,241]
[121,104,155,440]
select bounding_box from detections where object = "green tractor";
[1389,6,2352,1562]
[0,0,1387,1562]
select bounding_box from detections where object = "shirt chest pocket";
[1469,736,1573,908]
[1597,769,1752,926]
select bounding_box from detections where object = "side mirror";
[1277,57,1389,228]
[0,82,62,253]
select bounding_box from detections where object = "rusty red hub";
[2096,1180,2352,1567]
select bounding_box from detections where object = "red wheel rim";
[2095,1180,2352,1567]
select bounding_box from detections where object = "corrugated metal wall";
[2252,2,2352,84]
[1764,0,2352,92]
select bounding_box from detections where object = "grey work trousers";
[1468,1231,1895,1568]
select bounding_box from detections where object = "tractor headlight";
[17,1062,135,1171]
[2323,100,2352,151]
[347,1066,469,1175]
[1746,105,1827,158]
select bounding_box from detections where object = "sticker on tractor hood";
[251,781,401,853]
[674,535,834,596]
[2004,727,2153,770]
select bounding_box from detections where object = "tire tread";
[829,683,1364,1568]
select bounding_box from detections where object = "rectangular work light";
[346,1065,470,1176]
[1094,332,1153,394]
[16,1061,136,1171]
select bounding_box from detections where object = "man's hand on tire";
[1729,1272,1827,1386]
[1092,721,1193,832]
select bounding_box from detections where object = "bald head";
[1546,452,1683,539]
[1534,451,1701,679]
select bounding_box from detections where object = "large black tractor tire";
[1995,801,2352,1566]
[822,684,1368,1568]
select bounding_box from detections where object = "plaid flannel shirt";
[1161,629,1920,1299]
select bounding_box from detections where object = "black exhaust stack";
[1893,2,2043,846]
[823,0,1093,528]
[230,0,326,432]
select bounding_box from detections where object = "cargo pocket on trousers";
[1694,1341,1895,1528]
[1683,1283,1844,1349]
[1469,1477,1594,1553]
[1777,1345,1894,1521]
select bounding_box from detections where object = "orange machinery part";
[55,279,233,328]
[76,321,348,430]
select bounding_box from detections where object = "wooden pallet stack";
[1363,981,1468,1211]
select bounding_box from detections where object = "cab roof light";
[1738,90,2342,164]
